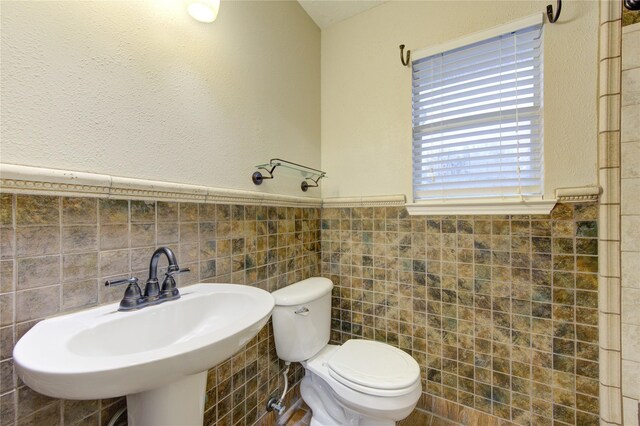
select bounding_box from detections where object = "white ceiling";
[297,0,387,29]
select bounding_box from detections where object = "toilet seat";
[305,342,420,398]
[302,343,422,423]
[326,340,420,397]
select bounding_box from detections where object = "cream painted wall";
[0,0,320,197]
[320,0,599,200]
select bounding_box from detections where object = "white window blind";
[412,22,544,201]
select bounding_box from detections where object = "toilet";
[271,277,422,426]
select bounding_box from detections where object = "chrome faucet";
[105,246,190,311]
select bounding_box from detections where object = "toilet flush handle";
[294,306,310,316]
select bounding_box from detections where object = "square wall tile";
[623,397,639,426]
[623,288,640,326]
[0,194,13,226]
[622,105,640,143]
[99,250,130,278]
[622,178,640,214]
[62,198,97,225]
[62,280,98,311]
[130,201,155,223]
[0,228,15,260]
[622,67,640,106]
[16,256,60,290]
[15,285,60,322]
[99,200,128,224]
[62,225,98,253]
[622,216,640,251]
[623,25,640,70]
[623,324,640,364]
[623,360,640,399]
[62,252,98,282]
[16,196,59,226]
[15,226,59,257]
[622,141,640,177]
[0,260,14,293]
[623,252,640,288]
[0,293,13,327]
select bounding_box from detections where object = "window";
[411,17,544,204]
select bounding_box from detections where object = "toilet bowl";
[271,277,421,426]
[301,343,422,426]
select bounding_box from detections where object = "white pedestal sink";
[13,283,275,426]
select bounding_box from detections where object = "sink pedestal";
[127,371,207,426]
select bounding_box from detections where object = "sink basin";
[14,283,274,425]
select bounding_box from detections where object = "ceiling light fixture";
[187,0,220,23]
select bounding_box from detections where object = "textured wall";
[321,203,600,425]
[0,1,320,197]
[320,0,599,199]
[0,193,320,425]
[621,21,640,426]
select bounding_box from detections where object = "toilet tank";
[271,277,333,362]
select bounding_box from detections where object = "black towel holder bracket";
[252,158,326,192]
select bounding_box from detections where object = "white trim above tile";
[555,185,602,202]
[322,195,406,208]
[405,198,557,216]
[0,163,322,207]
[0,164,601,211]
[403,186,601,216]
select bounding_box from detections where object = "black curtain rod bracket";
[399,0,560,68]
[399,44,411,67]
[547,0,562,23]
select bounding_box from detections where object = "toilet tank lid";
[272,277,333,306]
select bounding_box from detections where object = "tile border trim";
[322,195,407,208]
[405,198,558,215]
[555,185,602,202]
[0,163,600,210]
[0,163,322,207]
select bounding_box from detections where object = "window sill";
[405,197,557,216]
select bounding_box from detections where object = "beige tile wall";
[621,21,640,426]
[0,194,604,426]
[0,194,321,426]
[321,204,600,425]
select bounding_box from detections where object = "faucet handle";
[105,277,139,287]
